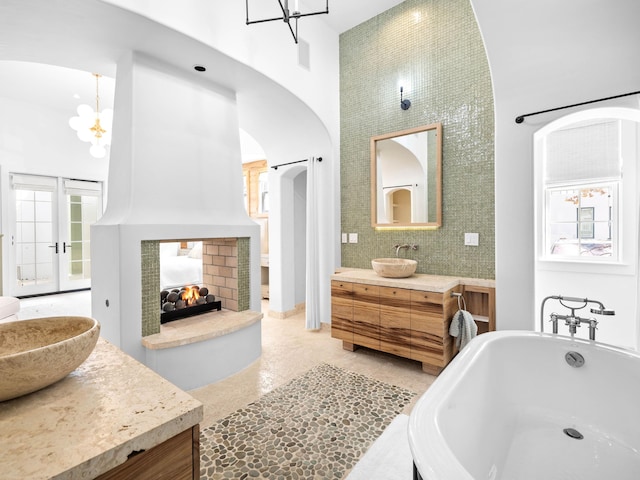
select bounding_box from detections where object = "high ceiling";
[0,0,404,113]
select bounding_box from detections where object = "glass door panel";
[60,193,100,290]
[14,188,56,294]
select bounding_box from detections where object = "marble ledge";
[0,338,203,480]
[142,309,263,350]
[332,267,495,292]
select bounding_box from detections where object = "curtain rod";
[515,89,640,124]
[271,157,322,170]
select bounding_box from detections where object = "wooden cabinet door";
[409,290,448,367]
[378,286,411,358]
[331,280,353,343]
[352,283,380,350]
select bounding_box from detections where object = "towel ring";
[451,292,467,311]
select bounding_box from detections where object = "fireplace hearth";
[160,285,222,324]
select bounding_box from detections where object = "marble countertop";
[331,268,495,292]
[0,338,203,480]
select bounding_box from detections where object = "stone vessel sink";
[371,258,418,278]
[0,316,100,402]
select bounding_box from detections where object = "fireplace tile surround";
[141,237,250,337]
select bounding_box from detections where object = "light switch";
[341,233,348,243]
[464,233,479,246]
[348,233,358,244]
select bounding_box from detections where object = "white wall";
[471,0,640,334]
[0,97,109,181]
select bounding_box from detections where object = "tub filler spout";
[541,295,615,341]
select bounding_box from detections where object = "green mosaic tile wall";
[141,240,161,337]
[237,237,250,311]
[340,0,495,279]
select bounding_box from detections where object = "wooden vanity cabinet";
[331,278,492,375]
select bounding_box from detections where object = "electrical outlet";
[341,233,348,243]
[348,233,358,244]
[464,233,479,246]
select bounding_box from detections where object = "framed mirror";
[371,123,442,228]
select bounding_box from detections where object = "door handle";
[63,242,72,254]
[48,242,59,254]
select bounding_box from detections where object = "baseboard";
[269,302,305,319]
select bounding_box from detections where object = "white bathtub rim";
[407,330,640,480]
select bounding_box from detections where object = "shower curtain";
[305,157,321,330]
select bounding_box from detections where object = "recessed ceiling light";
[193,65,206,72]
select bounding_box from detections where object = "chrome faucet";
[540,295,615,340]
[393,243,418,257]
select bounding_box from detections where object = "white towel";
[346,415,412,480]
[449,309,477,350]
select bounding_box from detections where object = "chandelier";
[245,0,329,44]
[69,73,113,158]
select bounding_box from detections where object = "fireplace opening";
[160,285,222,324]
[142,237,250,338]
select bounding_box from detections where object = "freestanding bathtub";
[408,331,640,480]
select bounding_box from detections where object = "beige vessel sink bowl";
[371,258,418,278]
[0,316,100,402]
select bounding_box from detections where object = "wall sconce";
[400,87,411,110]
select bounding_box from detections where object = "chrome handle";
[48,242,59,254]
[63,242,72,254]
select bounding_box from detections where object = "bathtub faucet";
[540,295,615,341]
[549,313,599,340]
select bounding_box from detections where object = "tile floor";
[18,292,435,429]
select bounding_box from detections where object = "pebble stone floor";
[199,363,416,479]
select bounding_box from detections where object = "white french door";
[9,174,103,296]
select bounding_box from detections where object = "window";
[541,119,623,261]
[546,185,614,258]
